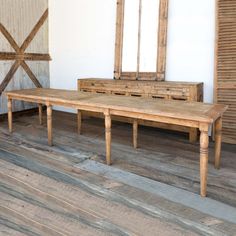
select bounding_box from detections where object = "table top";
[5,88,228,123]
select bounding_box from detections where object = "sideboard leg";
[200,127,209,197]
[215,117,222,169]
[7,98,13,133]
[47,105,53,146]
[77,110,82,135]
[105,113,112,165]
[39,104,43,125]
[133,119,138,149]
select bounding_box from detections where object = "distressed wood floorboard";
[0,159,201,236]
[0,111,236,235]
[2,112,236,206]
[0,134,235,232]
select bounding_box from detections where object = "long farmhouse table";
[5,88,228,197]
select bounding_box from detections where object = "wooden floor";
[0,110,236,235]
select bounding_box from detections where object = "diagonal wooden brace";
[0,9,50,95]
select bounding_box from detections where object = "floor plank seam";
[75,160,236,225]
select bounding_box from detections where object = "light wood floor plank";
[0,111,236,235]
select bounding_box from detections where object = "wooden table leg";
[133,119,138,149]
[189,128,198,143]
[215,117,222,169]
[199,125,209,197]
[7,98,13,133]
[105,112,111,165]
[77,110,82,135]
[47,105,53,146]
[39,104,43,125]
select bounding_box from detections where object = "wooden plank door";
[215,0,236,144]
[0,0,50,114]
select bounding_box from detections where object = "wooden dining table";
[5,88,228,197]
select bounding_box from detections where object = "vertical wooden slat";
[0,23,20,53]
[0,60,21,95]
[20,9,49,52]
[136,0,142,80]
[20,61,42,88]
[114,0,125,80]
[214,0,236,144]
[214,0,219,104]
[156,0,169,81]
[215,116,222,169]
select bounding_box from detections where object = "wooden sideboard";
[78,79,204,142]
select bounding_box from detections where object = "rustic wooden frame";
[0,9,51,96]
[114,0,169,81]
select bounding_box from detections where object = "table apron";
[8,96,209,129]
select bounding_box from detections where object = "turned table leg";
[39,104,43,125]
[77,110,82,135]
[199,125,209,197]
[47,105,53,146]
[133,119,138,149]
[7,98,13,133]
[105,112,111,165]
[215,117,222,169]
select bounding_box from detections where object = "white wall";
[49,0,215,103]
[166,0,215,103]
[49,0,116,91]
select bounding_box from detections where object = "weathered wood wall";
[0,0,49,114]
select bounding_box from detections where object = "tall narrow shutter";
[215,0,236,144]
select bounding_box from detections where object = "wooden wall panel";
[0,0,49,114]
[215,0,236,144]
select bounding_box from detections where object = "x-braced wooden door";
[0,0,51,114]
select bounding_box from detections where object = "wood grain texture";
[0,0,50,114]
[133,119,138,149]
[77,110,82,135]
[0,112,236,235]
[4,88,227,196]
[157,0,169,80]
[0,60,21,94]
[214,116,222,169]
[47,104,52,146]
[105,112,112,165]
[199,124,209,197]
[114,0,124,80]
[20,9,48,52]
[214,0,236,144]
[78,78,204,141]
[38,104,43,125]
[0,23,20,53]
[5,88,226,124]
[114,0,169,81]
[7,98,12,133]
[0,52,51,61]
